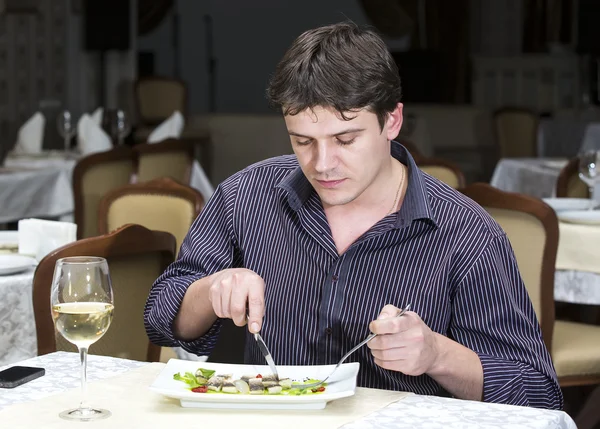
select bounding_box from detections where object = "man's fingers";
[377,304,400,320]
[369,311,412,335]
[230,281,249,327]
[219,276,233,318]
[247,284,265,333]
[370,346,409,361]
[209,284,223,318]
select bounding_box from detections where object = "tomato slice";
[192,386,208,393]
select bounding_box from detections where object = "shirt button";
[325,327,332,335]
[332,274,339,282]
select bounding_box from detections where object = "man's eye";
[336,137,355,145]
[296,139,311,146]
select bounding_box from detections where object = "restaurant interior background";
[0,0,599,427]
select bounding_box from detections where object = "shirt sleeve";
[451,233,563,409]
[143,175,241,356]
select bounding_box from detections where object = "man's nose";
[314,142,335,173]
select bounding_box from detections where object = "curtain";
[522,0,572,53]
[138,0,174,36]
[360,0,470,103]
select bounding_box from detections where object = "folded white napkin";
[18,218,77,261]
[77,114,112,155]
[13,112,45,154]
[91,107,104,126]
[147,110,185,143]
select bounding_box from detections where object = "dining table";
[0,267,36,366]
[490,157,600,306]
[0,351,577,428]
[0,151,214,224]
[0,153,75,223]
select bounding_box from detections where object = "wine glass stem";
[64,136,70,152]
[78,346,89,410]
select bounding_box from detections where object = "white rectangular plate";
[150,359,359,410]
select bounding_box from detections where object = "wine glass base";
[59,407,111,421]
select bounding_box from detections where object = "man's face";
[284,105,402,209]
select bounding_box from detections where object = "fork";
[295,304,412,389]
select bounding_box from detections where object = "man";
[144,22,562,409]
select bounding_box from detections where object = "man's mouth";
[316,179,346,188]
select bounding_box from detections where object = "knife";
[253,332,280,380]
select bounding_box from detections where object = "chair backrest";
[135,76,187,125]
[556,157,589,198]
[98,177,204,253]
[33,224,176,362]
[418,157,466,189]
[493,107,538,158]
[397,138,423,161]
[133,138,198,184]
[460,183,558,350]
[73,146,135,239]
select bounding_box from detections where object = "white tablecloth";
[0,154,213,224]
[0,352,145,410]
[490,158,569,199]
[343,395,576,429]
[0,156,75,223]
[555,270,600,305]
[0,352,576,429]
[0,269,37,366]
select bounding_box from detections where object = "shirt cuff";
[146,273,222,356]
[478,352,529,406]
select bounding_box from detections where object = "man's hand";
[208,268,265,333]
[367,304,440,376]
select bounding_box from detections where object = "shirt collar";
[276,141,437,227]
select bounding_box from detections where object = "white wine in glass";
[51,257,114,421]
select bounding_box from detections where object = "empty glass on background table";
[114,110,131,145]
[57,110,77,153]
[51,257,114,421]
[578,150,600,204]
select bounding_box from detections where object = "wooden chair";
[493,107,538,158]
[133,138,203,184]
[460,183,600,427]
[417,157,466,189]
[73,146,135,239]
[98,177,204,254]
[556,157,590,198]
[135,76,187,126]
[396,137,423,160]
[33,224,176,362]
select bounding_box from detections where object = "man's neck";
[324,159,407,255]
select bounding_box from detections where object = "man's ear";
[385,103,403,141]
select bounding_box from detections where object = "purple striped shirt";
[144,142,562,409]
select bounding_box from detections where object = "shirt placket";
[316,252,349,364]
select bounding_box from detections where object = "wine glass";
[114,110,131,145]
[57,110,76,153]
[51,257,114,421]
[578,150,600,204]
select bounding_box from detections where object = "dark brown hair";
[266,21,402,130]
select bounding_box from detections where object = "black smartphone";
[0,366,45,388]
